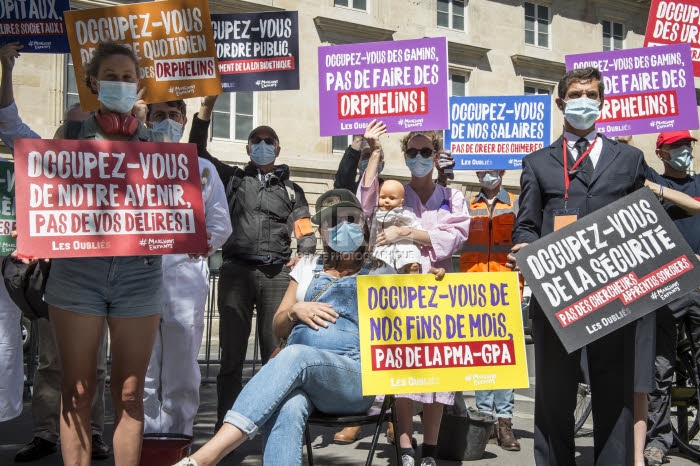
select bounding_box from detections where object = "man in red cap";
[643,130,700,465]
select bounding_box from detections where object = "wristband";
[287,311,298,323]
[657,185,664,202]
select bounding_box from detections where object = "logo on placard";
[650,120,675,130]
[28,41,51,50]
[167,85,196,97]
[399,118,424,129]
[255,80,279,89]
[472,373,497,387]
[143,238,175,251]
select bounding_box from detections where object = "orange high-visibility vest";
[459,190,518,275]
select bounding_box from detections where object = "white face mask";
[479,172,501,190]
[563,97,600,130]
[151,118,183,142]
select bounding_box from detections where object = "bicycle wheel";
[574,383,592,433]
[670,340,700,460]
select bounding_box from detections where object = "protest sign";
[356,272,528,396]
[0,0,70,53]
[644,0,700,76]
[0,160,15,256]
[318,37,448,136]
[445,95,551,170]
[516,188,700,353]
[565,44,698,137]
[64,0,221,110]
[13,138,207,258]
[212,11,299,92]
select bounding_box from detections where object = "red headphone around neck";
[94,111,139,137]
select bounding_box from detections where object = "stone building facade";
[7,0,682,211]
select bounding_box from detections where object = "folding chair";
[304,395,402,466]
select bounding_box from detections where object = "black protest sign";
[516,187,700,353]
[211,11,299,92]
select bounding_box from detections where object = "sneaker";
[91,434,111,460]
[401,454,415,466]
[643,446,665,466]
[420,457,437,466]
[14,437,57,462]
[172,458,199,466]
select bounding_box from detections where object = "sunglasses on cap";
[250,136,277,145]
[405,147,435,159]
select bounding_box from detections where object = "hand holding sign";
[506,243,528,271]
[363,119,386,152]
[132,87,148,126]
[0,42,22,70]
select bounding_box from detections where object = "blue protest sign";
[212,11,299,92]
[445,95,551,170]
[0,0,70,53]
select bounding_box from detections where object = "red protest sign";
[14,138,207,258]
[644,0,700,76]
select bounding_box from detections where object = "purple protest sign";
[318,37,448,136]
[565,44,698,137]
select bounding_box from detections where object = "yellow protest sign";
[357,272,529,396]
[64,0,221,111]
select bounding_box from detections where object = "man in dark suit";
[508,67,643,466]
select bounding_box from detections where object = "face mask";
[666,146,694,171]
[563,97,600,130]
[327,221,364,253]
[151,118,183,143]
[359,160,384,175]
[405,155,434,177]
[480,172,501,190]
[250,141,277,166]
[97,81,138,114]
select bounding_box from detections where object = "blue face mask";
[563,97,600,130]
[405,155,434,177]
[359,160,384,175]
[151,118,184,143]
[666,145,694,171]
[250,141,277,166]
[327,221,364,253]
[97,81,138,114]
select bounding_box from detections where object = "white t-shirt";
[290,254,322,302]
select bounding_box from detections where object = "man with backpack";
[189,96,316,429]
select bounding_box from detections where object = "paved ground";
[1,384,699,466]
[6,312,699,465]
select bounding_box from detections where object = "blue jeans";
[475,389,514,419]
[223,344,375,465]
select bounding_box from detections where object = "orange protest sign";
[64,0,221,111]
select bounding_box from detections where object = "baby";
[371,180,422,274]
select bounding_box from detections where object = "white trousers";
[0,283,23,422]
[143,257,209,435]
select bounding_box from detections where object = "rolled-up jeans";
[476,389,515,419]
[224,344,375,466]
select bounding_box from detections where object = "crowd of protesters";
[0,40,699,466]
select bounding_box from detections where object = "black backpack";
[1,256,51,320]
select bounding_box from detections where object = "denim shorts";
[44,256,163,317]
